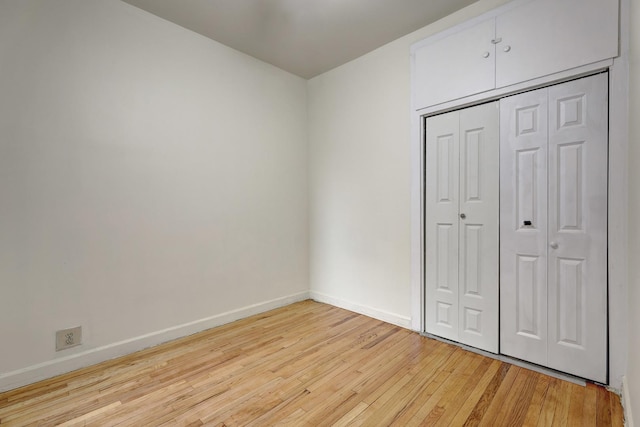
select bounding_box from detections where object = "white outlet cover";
[56,326,82,351]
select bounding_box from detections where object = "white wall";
[627,0,640,422]
[307,0,510,327]
[0,0,308,391]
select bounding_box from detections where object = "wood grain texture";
[0,301,624,426]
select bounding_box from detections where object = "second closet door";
[500,74,608,383]
[425,102,499,353]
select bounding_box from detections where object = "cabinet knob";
[503,45,512,52]
[460,213,466,219]
[482,52,490,58]
[550,242,559,249]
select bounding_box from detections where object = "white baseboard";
[0,291,310,393]
[309,291,412,329]
[623,376,635,427]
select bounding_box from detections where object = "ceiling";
[121,0,477,79]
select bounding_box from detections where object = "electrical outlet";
[56,326,82,351]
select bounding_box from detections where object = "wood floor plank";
[379,348,482,425]
[521,373,552,427]
[567,380,587,427]
[497,367,539,426]
[244,386,311,426]
[549,378,573,426]
[582,383,599,427]
[537,377,562,427]
[332,401,369,427]
[399,349,473,426]
[412,352,486,425]
[57,401,122,427]
[463,361,512,426]
[476,364,521,427]
[296,330,422,425]
[0,301,623,427]
[596,383,612,426]
[610,390,625,427]
[354,342,458,425]
[447,358,503,426]
[299,334,424,424]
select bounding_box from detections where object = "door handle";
[460,213,466,219]
[550,242,559,249]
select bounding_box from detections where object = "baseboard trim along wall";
[622,376,635,427]
[309,291,412,330]
[0,291,310,393]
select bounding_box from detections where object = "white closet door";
[547,74,608,383]
[500,88,549,366]
[458,102,499,353]
[426,103,499,353]
[500,74,608,382]
[425,111,460,342]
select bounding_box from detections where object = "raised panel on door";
[458,102,499,353]
[500,88,548,366]
[547,74,608,383]
[495,0,619,88]
[414,19,495,109]
[425,111,460,341]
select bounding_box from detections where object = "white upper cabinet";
[495,0,619,87]
[412,0,619,110]
[414,19,495,109]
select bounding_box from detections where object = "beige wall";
[0,0,308,390]
[307,0,510,325]
[627,0,640,421]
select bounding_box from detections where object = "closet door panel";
[547,74,608,383]
[458,102,499,353]
[425,111,460,341]
[500,88,549,366]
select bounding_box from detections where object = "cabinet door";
[495,0,618,88]
[500,87,549,367]
[425,111,460,342]
[414,19,495,109]
[458,102,499,353]
[547,74,608,383]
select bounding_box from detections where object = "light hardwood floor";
[0,300,624,426]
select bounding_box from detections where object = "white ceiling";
[121,0,477,79]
